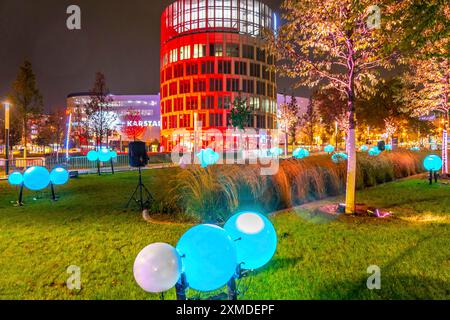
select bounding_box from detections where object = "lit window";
[180,45,191,60]
[193,44,206,58]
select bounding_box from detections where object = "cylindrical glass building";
[160,0,277,152]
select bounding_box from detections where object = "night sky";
[0,0,304,112]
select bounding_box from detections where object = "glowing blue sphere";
[224,212,277,270]
[293,148,310,159]
[332,152,349,163]
[368,147,381,156]
[176,224,237,292]
[360,145,369,152]
[324,145,335,153]
[8,172,23,186]
[410,146,420,151]
[385,144,393,151]
[98,149,112,162]
[197,148,220,168]
[110,150,118,158]
[423,155,442,171]
[50,167,69,185]
[270,147,283,156]
[87,150,98,162]
[23,166,50,191]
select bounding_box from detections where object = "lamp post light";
[3,101,11,176]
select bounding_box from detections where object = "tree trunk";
[443,112,448,174]
[345,90,357,214]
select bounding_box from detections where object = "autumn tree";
[268,0,397,213]
[277,94,300,155]
[8,60,44,159]
[121,109,146,141]
[300,97,320,146]
[84,72,116,151]
[312,88,348,148]
[390,1,449,173]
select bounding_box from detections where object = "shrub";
[163,151,426,223]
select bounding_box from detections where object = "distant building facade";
[66,93,161,148]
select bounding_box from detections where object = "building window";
[250,63,261,78]
[242,45,254,59]
[201,96,215,110]
[218,95,231,109]
[180,80,191,94]
[165,67,173,81]
[193,79,206,92]
[256,81,266,95]
[186,63,199,75]
[210,43,223,57]
[226,78,240,92]
[209,78,223,92]
[242,79,254,94]
[201,61,215,74]
[180,45,191,60]
[257,48,266,62]
[174,64,184,78]
[226,44,240,57]
[209,113,223,127]
[180,114,191,128]
[169,82,178,95]
[174,97,184,111]
[170,48,178,63]
[234,61,247,75]
[218,61,232,74]
[186,96,198,110]
[193,44,206,58]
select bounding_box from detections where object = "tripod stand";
[126,166,153,211]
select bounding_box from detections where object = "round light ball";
[368,147,381,156]
[133,243,182,293]
[176,224,237,292]
[98,149,112,162]
[385,144,393,151]
[293,148,309,159]
[87,150,98,162]
[332,152,348,163]
[360,145,369,152]
[324,145,335,153]
[23,166,50,191]
[8,172,23,186]
[224,212,277,270]
[110,150,118,158]
[50,167,69,185]
[423,155,442,171]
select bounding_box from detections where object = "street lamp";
[3,101,11,176]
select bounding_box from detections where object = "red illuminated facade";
[160,0,277,151]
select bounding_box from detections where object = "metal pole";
[5,102,10,176]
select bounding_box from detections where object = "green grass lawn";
[0,169,449,300]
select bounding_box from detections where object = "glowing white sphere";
[133,243,182,293]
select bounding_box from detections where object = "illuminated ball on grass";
[385,144,393,151]
[360,145,369,152]
[368,147,381,156]
[50,167,69,185]
[133,243,182,293]
[324,145,335,153]
[293,148,309,159]
[87,150,98,162]
[224,212,277,270]
[176,224,237,292]
[332,152,348,163]
[23,166,50,191]
[98,148,112,162]
[410,146,420,151]
[110,150,118,158]
[423,155,442,171]
[8,172,23,186]
[270,147,283,156]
